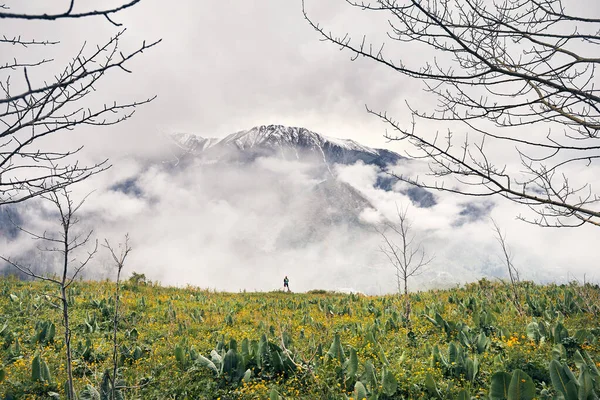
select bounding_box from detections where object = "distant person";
[283,276,290,292]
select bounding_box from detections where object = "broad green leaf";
[550,360,579,400]
[41,359,52,382]
[435,312,446,329]
[477,331,490,353]
[133,346,143,360]
[346,347,358,378]
[490,371,512,400]
[508,369,535,400]
[210,349,223,367]
[563,363,578,384]
[363,360,377,389]
[526,322,541,342]
[449,342,459,364]
[327,333,345,363]
[272,348,284,373]
[574,329,590,345]
[456,389,470,400]
[553,323,569,344]
[377,344,389,366]
[48,323,55,342]
[258,334,269,369]
[242,369,252,382]
[553,344,567,360]
[222,349,239,375]
[424,372,442,399]
[583,351,600,377]
[574,350,586,369]
[353,381,368,400]
[241,338,249,357]
[381,367,397,396]
[174,345,185,366]
[399,351,406,363]
[539,322,548,339]
[31,351,41,382]
[195,354,219,375]
[578,369,596,400]
[466,356,479,382]
[550,360,572,398]
[79,384,101,400]
[100,370,111,400]
[424,314,439,326]
[564,381,578,400]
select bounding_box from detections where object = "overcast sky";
[1,0,599,292]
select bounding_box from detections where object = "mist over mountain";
[168,124,436,209]
[0,206,21,240]
[158,125,416,248]
[3,124,589,293]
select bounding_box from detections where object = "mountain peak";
[170,124,404,168]
[170,132,219,153]
[220,125,326,150]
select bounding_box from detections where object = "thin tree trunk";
[396,267,402,299]
[404,277,410,322]
[111,265,122,400]
[61,286,75,400]
[62,224,75,400]
[104,235,131,400]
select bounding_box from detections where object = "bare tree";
[491,218,523,315]
[303,0,600,227]
[0,185,97,400]
[376,204,432,322]
[103,234,132,400]
[0,1,160,206]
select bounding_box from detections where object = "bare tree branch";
[490,218,524,315]
[376,203,433,323]
[103,234,132,400]
[0,1,160,206]
[0,1,142,25]
[303,0,600,227]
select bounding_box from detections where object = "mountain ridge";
[168,124,436,208]
[170,124,404,168]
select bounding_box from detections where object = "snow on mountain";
[170,132,219,153]
[219,125,376,154]
[171,124,404,168]
[167,124,437,209]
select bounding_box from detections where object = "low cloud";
[1,150,598,294]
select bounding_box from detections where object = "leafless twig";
[376,203,433,323]
[303,0,600,228]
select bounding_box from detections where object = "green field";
[0,276,599,399]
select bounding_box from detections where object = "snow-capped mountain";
[167,124,437,209]
[171,124,403,168]
[171,133,220,153]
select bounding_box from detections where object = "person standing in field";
[283,276,290,292]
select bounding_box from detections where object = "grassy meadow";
[0,275,599,399]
